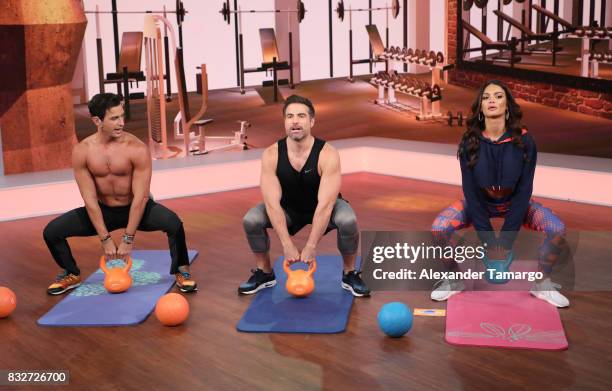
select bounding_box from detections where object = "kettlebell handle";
[99,256,108,273]
[307,260,317,276]
[283,259,317,275]
[483,250,514,267]
[99,255,133,273]
[283,259,292,274]
[123,256,132,271]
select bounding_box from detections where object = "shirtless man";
[239,95,370,297]
[43,93,197,295]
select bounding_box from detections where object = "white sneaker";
[431,279,465,301]
[530,278,570,308]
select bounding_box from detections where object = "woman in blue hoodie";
[430,80,568,307]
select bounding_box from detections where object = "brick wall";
[446,1,611,119]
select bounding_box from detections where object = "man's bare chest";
[87,150,132,177]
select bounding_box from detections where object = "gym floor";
[75,77,612,158]
[1,173,612,389]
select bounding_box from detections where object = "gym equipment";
[178,117,251,155]
[220,0,306,24]
[446,291,568,350]
[238,28,294,100]
[144,15,178,159]
[447,111,464,126]
[462,19,521,67]
[431,84,442,99]
[531,4,575,34]
[494,9,562,66]
[589,52,603,61]
[100,256,133,293]
[378,46,446,69]
[177,63,250,155]
[335,0,400,21]
[364,20,452,119]
[38,250,198,327]
[84,0,187,56]
[336,4,399,83]
[369,71,386,85]
[366,24,390,61]
[95,26,146,120]
[483,251,515,284]
[237,255,361,333]
[155,293,190,326]
[377,302,413,338]
[567,26,612,78]
[0,287,17,318]
[572,26,608,38]
[463,0,474,11]
[284,259,317,297]
[372,71,446,119]
[227,18,296,99]
[84,0,187,24]
[220,0,302,89]
[145,14,247,158]
[86,2,186,110]
[474,0,489,9]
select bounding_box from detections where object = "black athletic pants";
[43,200,189,275]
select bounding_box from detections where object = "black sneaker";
[238,269,276,295]
[342,270,371,297]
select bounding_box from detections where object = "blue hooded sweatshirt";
[460,129,537,248]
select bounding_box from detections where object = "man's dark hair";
[283,95,315,118]
[88,93,122,120]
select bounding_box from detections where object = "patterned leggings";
[431,200,566,274]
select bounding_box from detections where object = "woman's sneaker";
[430,278,465,301]
[238,269,276,295]
[47,271,81,295]
[530,278,569,308]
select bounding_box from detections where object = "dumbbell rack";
[565,27,612,78]
[370,73,441,119]
[372,49,453,120]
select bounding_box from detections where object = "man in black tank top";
[239,95,370,297]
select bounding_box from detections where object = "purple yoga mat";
[37,250,198,327]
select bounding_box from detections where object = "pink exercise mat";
[445,291,568,350]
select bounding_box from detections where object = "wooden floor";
[75,75,612,159]
[1,173,612,390]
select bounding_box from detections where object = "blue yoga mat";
[237,255,360,334]
[38,250,198,327]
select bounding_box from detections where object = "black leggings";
[43,200,189,275]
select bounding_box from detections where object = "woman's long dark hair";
[457,80,526,169]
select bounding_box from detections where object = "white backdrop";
[79,0,447,98]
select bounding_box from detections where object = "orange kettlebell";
[283,259,317,297]
[100,256,132,293]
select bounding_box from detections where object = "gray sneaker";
[530,278,569,308]
[430,279,465,301]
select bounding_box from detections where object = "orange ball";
[0,287,17,318]
[155,293,189,326]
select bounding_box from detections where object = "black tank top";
[276,137,326,214]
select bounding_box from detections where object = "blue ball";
[377,302,413,338]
